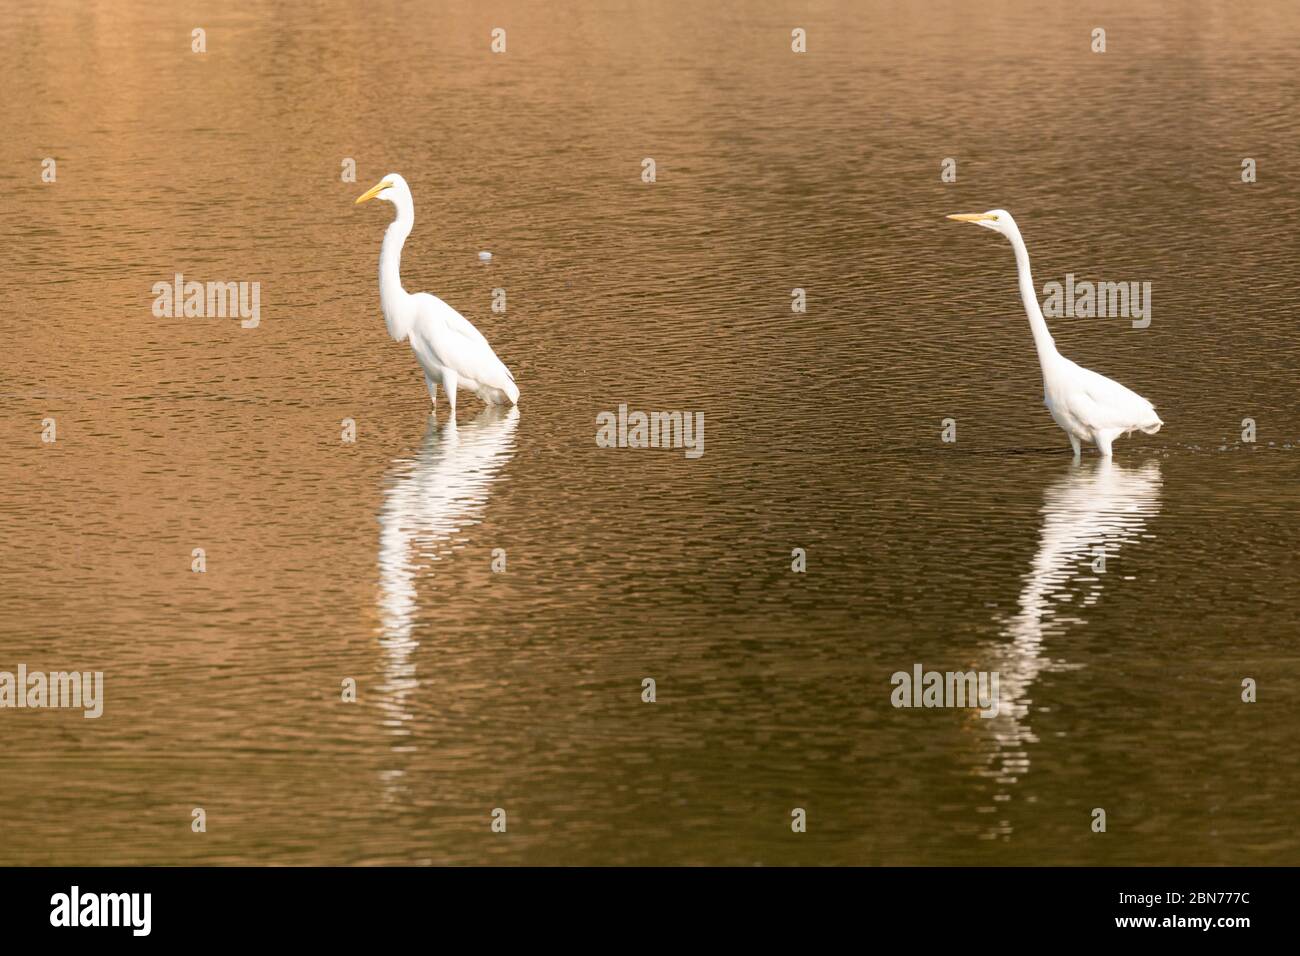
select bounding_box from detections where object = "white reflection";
[375,406,519,799]
[979,459,1162,822]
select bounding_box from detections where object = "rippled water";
[1,0,1296,864]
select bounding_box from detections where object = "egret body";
[356,173,519,418]
[947,210,1162,458]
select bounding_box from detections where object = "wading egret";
[947,210,1162,458]
[355,173,519,418]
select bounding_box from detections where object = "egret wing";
[415,293,516,389]
[1059,359,1158,432]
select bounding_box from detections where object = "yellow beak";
[354,179,394,204]
[946,213,996,222]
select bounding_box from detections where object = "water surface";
[0,0,1296,864]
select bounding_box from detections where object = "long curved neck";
[1008,227,1058,370]
[379,199,415,341]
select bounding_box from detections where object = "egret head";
[946,209,1019,239]
[354,172,411,208]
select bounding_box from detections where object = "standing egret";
[947,210,1162,458]
[355,173,519,418]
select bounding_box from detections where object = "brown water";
[1,0,1297,865]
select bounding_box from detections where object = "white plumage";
[356,173,519,418]
[948,209,1162,458]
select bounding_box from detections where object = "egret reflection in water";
[978,459,1164,822]
[374,406,520,798]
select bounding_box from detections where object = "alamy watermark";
[152,273,260,328]
[0,664,103,718]
[596,404,704,459]
[50,886,150,936]
[890,663,999,718]
[1041,274,1151,328]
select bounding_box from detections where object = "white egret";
[355,173,519,417]
[947,210,1162,457]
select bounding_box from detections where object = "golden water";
[0,0,1296,864]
